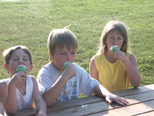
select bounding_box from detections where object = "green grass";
[0,0,154,86]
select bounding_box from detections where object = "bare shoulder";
[90,57,95,65]
[29,75,38,88]
[0,80,7,101]
[0,79,7,90]
[30,75,36,82]
[129,53,136,61]
[90,56,95,61]
[129,53,138,66]
[129,53,135,57]
[30,76,40,99]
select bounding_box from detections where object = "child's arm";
[114,51,141,87]
[89,58,99,80]
[0,82,8,112]
[126,54,141,87]
[0,78,21,115]
[0,71,26,115]
[43,64,76,107]
[93,84,128,105]
[32,77,47,116]
[4,71,27,115]
[4,81,18,114]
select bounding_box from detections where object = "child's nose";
[66,54,71,60]
[113,39,118,44]
[18,59,24,64]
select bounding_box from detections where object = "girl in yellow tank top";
[89,21,141,92]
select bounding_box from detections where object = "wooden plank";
[14,84,154,116]
[135,110,154,116]
[47,84,154,113]
[124,90,154,103]
[112,84,154,97]
[85,90,154,115]
[47,96,103,112]
[15,96,103,116]
[47,90,154,116]
[15,108,36,116]
[47,101,110,116]
[89,100,154,116]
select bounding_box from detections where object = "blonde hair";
[97,21,128,54]
[47,28,78,55]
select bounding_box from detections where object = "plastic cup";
[63,62,72,69]
[16,65,27,74]
[110,45,119,54]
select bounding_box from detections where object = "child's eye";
[118,37,122,40]
[61,53,67,56]
[110,37,114,40]
[13,58,19,61]
[71,52,75,55]
[23,59,28,61]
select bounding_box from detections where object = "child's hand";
[114,50,128,62]
[105,93,129,106]
[63,63,76,80]
[10,71,26,86]
[35,112,47,116]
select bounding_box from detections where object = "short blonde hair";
[98,21,128,54]
[47,29,78,55]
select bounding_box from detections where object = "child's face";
[4,49,32,77]
[50,46,76,72]
[106,30,124,52]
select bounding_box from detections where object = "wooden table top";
[15,84,154,116]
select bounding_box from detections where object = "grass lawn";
[0,0,154,86]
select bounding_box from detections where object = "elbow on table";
[131,75,141,88]
[46,102,54,107]
[132,80,141,88]
[133,85,139,88]
[4,105,18,115]
[43,95,54,107]
[4,104,18,115]
[46,101,55,108]
[5,110,17,116]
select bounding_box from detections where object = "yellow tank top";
[94,53,130,92]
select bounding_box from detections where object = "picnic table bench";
[6,84,154,116]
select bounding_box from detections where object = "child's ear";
[4,63,9,71]
[29,65,33,72]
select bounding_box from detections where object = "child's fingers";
[115,97,129,106]
[105,97,112,104]
[118,97,129,105]
[16,72,26,83]
[17,71,26,78]
[106,96,129,106]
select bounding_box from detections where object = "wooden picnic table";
[15,84,154,116]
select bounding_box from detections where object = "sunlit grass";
[0,0,154,85]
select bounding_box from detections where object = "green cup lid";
[63,62,71,69]
[16,65,27,73]
[110,45,119,54]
